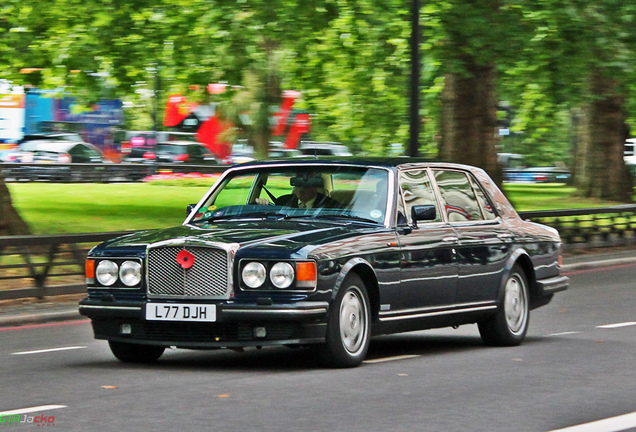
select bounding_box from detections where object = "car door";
[188,145,202,163]
[392,168,459,313]
[68,144,88,163]
[432,169,510,305]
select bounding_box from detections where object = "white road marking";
[548,411,636,432]
[11,346,87,356]
[546,331,581,337]
[597,322,636,329]
[0,405,67,416]
[363,354,420,364]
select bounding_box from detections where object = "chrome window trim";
[379,301,497,322]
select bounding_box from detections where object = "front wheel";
[318,274,371,368]
[108,341,165,363]
[478,264,529,346]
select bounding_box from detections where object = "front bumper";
[79,298,329,348]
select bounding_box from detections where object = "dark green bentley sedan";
[79,158,569,367]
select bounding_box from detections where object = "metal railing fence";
[0,162,227,183]
[1,205,635,300]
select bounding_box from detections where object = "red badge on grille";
[176,250,195,269]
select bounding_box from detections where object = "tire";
[108,341,165,363]
[478,264,529,346]
[318,274,371,368]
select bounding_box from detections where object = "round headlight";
[270,262,295,289]
[242,262,267,288]
[96,260,118,286]
[119,260,142,287]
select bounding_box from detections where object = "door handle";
[442,236,459,243]
[497,233,513,240]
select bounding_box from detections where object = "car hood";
[97,220,367,257]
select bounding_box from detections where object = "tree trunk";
[439,58,503,187]
[573,71,633,202]
[252,39,281,160]
[0,170,31,236]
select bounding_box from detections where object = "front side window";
[433,170,483,222]
[191,166,390,225]
[399,169,442,223]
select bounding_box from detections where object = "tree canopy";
[1,0,635,204]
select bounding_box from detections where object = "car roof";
[21,132,83,141]
[231,156,480,171]
[299,141,347,148]
[157,141,204,146]
[18,140,85,152]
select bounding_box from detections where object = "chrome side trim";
[79,305,142,311]
[379,302,497,322]
[224,307,328,315]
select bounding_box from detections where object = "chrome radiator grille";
[147,246,230,298]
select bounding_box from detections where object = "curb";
[561,256,636,273]
[0,309,83,328]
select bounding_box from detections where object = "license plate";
[146,303,216,322]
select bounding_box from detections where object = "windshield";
[156,144,186,154]
[191,165,390,224]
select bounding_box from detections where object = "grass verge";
[6,181,634,234]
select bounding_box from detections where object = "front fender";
[332,257,377,301]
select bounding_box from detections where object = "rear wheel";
[108,341,165,363]
[318,274,371,368]
[478,264,529,346]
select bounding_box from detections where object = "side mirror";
[411,205,436,227]
[186,204,197,216]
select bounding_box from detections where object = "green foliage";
[2,0,636,165]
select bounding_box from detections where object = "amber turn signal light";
[85,259,95,279]
[295,261,317,288]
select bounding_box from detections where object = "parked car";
[121,131,157,162]
[497,152,526,170]
[223,142,304,165]
[142,141,219,164]
[624,138,636,166]
[18,131,85,145]
[268,148,303,159]
[2,139,111,181]
[504,166,571,183]
[80,158,568,367]
[299,141,353,157]
[0,143,17,164]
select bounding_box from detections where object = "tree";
[507,0,635,201]
[426,0,524,185]
[0,171,30,236]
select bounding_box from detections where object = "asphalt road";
[0,263,634,432]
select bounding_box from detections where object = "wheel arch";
[499,248,536,303]
[333,258,380,324]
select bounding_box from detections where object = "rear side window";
[433,170,483,222]
[470,177,498,220]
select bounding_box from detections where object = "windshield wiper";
[197,212,288,222]
[288,213,381,224]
